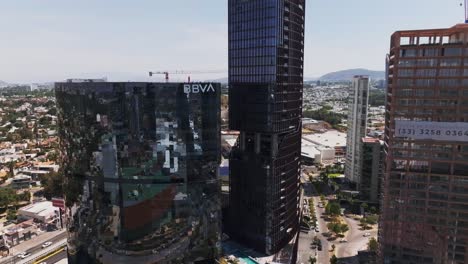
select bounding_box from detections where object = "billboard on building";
[395,120,468,142]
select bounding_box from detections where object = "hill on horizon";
[318,68,385,81]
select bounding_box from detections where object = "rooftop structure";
[302,130,347,149]
[18,201,58,223]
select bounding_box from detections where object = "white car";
[340,238,348,243]
[20,252,31,259]
[363,232,371,237]
[42,241,53,248]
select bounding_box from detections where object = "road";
[335,216,378,261]
[35,248,67,264]
[0,230,66,264]
[297,172,379,264]
[297,178,330,264]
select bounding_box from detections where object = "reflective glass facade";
[381,25,468,263]
[228,0,305,255]
[56,82,221,264]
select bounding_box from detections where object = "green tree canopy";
[325,202,341,216]
[0,188,18,208]
[368,237,378,252]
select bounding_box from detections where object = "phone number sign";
[395,120,468,142]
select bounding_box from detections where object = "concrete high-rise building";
[381,24,468,263]
[360,137,383,204]
[345,76,370,184]
[227,0,305,254]
[56,81,221,264]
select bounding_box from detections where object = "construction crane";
[148,70,225,83]
[461,0,468,23]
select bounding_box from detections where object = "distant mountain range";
[0,80,9,88]
[318,68,385,81]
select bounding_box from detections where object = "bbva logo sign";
[184,83,215,94]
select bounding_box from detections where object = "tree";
[369,206,378,214]
[0,188,18,208]
[41,172,63,200]
[361,202,369,213]
[330,254,338,264]
[6,209,17,221]
[18,191,31,202]
[8,162,15,178]
[308,257,317,264]
[368,237,378,252]
[325,202,341,217]
[340,223,349,234]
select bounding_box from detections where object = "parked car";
[363,232,371,237]
[340,238,348,243]
[315,227,319,232]
[20,252,31,259]
[42,241,53,248]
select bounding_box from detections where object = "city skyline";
[0,0,466,83]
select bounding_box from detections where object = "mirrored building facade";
[56,81,221,264]
[228,0,305,255]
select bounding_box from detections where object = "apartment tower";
[345,76,370,184]
[381,24,468,263]
[228,0,305,254]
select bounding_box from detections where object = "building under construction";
[381,24,468,263]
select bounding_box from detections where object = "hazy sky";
[0,0,465,83]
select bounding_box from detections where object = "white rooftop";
[301,140,321,158]
[19,201,57,216]
[303,130,347,148]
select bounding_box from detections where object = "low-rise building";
[303,130,347,158]
[2,220,36,246]
[18,201,58,223]
[10,174,32,189]
[301,138,335,165]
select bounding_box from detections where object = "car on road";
[315,227,319,232]
[17,252,27,258]
[363,232,371,237]
[20,252,31,259]
[340,238,348,243]
[42,241,53,248]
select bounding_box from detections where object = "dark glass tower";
[56,81,221,264]
[228,0,305,254]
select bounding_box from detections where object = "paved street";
[335,216,378,261]
[39,249,67,264]
[297,179,330,264]
[297,172,379,264]
[0,229,66,264]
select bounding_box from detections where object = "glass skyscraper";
[56,81,221,264]
[228,0,305,254]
